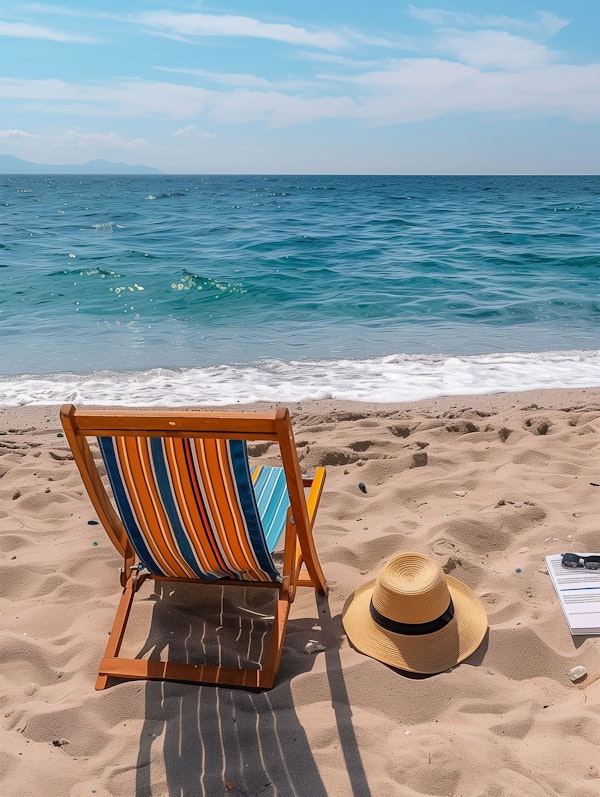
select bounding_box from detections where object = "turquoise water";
[1,174,599,404]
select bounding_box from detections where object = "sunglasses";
[561,553,600,570]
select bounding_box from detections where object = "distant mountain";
[0,154,161,174]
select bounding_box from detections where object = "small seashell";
[566,665,587,682]
[454,491,467,497]
[304,640,326,655]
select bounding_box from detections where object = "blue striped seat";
[97,436,290,583]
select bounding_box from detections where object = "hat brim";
[342,574,488,674]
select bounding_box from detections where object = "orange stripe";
[194,439,260,577]
[114,437,171,574]
[194,440,239,567]
[165,438,225,575]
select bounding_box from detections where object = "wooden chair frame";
[60,404,327,690]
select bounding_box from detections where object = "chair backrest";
[60,405,312,586]
[97,434,282,582]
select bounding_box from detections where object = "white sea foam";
[1,350,600,407]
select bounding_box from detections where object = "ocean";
[1,173,599,405]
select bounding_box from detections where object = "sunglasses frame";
[561,553,600,570]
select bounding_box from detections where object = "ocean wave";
[170,271,246,296]
[48,266,123,279]
[2,350,599,407]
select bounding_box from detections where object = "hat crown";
[371,553,451,625]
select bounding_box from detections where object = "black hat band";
[369,598,455,636]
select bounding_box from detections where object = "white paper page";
[546,554,600,635]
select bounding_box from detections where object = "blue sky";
[0,2,599,173]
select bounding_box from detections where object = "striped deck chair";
[60,405,327,690]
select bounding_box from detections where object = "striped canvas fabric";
[97,435,288,582]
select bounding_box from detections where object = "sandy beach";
[1,388,600,797]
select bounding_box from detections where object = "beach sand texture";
[1,389,600,797]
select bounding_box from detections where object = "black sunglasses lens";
[584,558,600,570]
[562,554,580,567]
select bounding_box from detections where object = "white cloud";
[439,29,555,70]
[154,66,319,93]
[173,126,217,139]
[1,41,599,133]
[209,89,356,127]
[534,11,570,37]
[0,19,97,43]
[0,125,150,164]
[156,67,278,89]
[58,130,147,150]
[407,7,569,37]
[0,128,38,139]
[135,11,347,50]
[0,126,146,150]
[0,76,354,127]
[344,59,600,124]
[0,78,211,119]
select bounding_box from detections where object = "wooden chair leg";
[257,594,292,688]
[95,578,136,690]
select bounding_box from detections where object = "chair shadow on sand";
[131,582,372,797]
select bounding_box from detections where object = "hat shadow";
[376,628,490,680]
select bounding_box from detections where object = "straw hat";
[342,552,487,674]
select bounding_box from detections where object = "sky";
[0,1,599,174]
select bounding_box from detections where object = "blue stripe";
[148,437,206,579]
[228,441,280,580]
[97,436,164,575]
[252,466,289,551]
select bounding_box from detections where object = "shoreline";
[1,350,600,407]
[2,387,600,795]
[3,383,600,417]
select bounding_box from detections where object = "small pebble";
[515,568,522,573]
[51,738,69,747]
[358,482,367,494]
[566,665,587,682]
[454,491,466,497]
